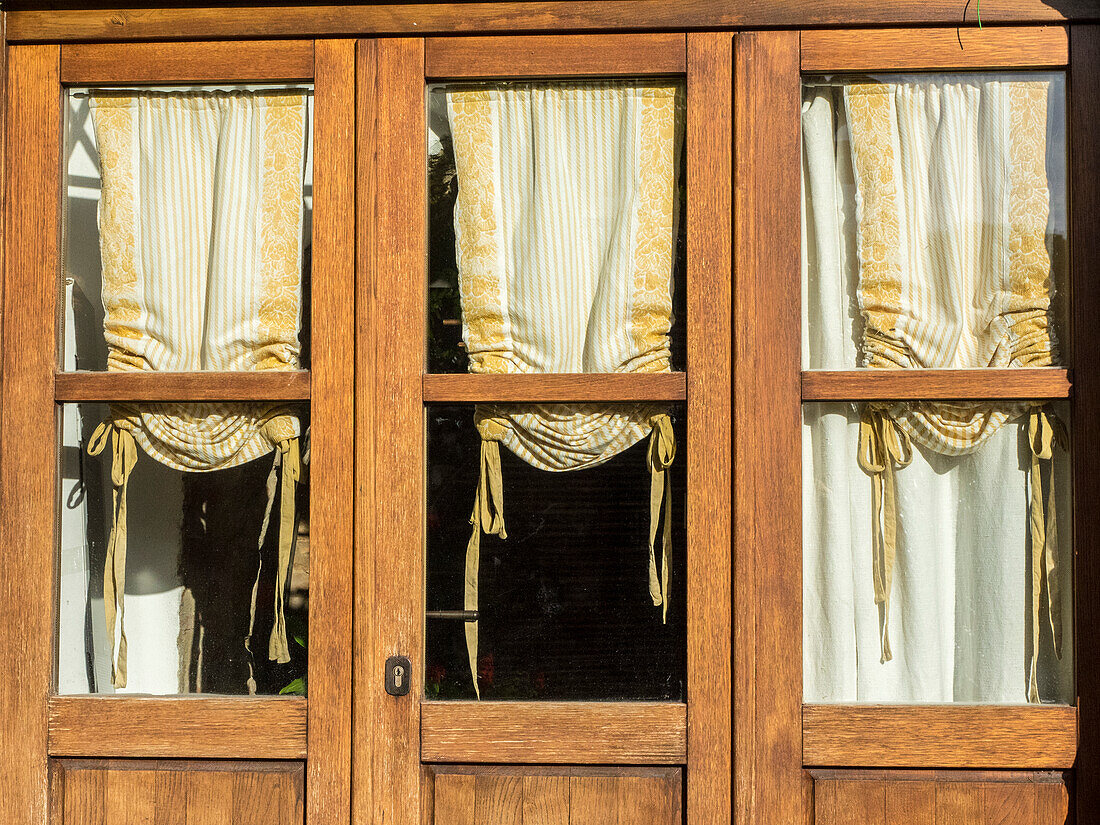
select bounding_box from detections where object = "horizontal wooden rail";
[801,25,1069,72]
[423,372,686,403]
[61,40,315,85]
[55,370,311,402]
[801,369,1071,401]
[421,701,686,764]
[48,696,307,759]
[426,33,686,78]
[803,705,1078,769]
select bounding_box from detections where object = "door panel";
[51,759,304,825]
[810,770,1069,825]
[427,766,681,825]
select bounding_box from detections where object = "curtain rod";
[70,86,313,98]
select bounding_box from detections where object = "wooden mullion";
[0,43,60,825]
[422,372,686,403]
[48,696,307,759]
[60,40,315,85]
[420,702,687,764]
[803,705,1077,769]
[801,25,1069,73]
[425,33,686,79]
[54,370,311,402]
[801,369,1072,402]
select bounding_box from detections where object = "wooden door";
[355,33,731,824]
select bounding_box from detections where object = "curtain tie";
[465,437,507,698]
[267,435,301,664]
[857,405,913,664]
[87,421,139,689]
[1027,406,1067,703]
[647,414,676,622]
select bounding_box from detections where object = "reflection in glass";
[427,81,686,374]
[58,403,309,696]
[426,405,686,701]
[801,73,1068,370]
[802,401,1072,705]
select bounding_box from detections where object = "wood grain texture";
[8,3,1100,43]
[801,369,1072,401]
[425,33,685,78]
[363,36,426,825]
[54,371,311,401]
[308,37,356,825]
[803,705,1078,769]
[732,28,802,825]
[427,767,680,825]
[1072,25,1100,825]
[60,40,314,84]
[48,696,306,759]
[801,25,1068,72]
[420,702,686,764]
[423,372,686,402]
[0,43,59,825]
[810,771,1068,825]
[686,30,734,825]
[53,760,304,825]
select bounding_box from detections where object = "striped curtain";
[828,76,1064,700]
[89,90,307,688]
[447,81,682,695]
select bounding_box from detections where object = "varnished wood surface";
[307,37,356,825]
[803,705,1078,769]
[420,702,687,764]
[60,40,314,84]
[733,29,802,825]
[363,36,426,825]
[48,696,307,759]
[425,33,686,78]
[1071,24,1100,824]
[810,769,1068,825]
[801,369,1072,401]
[801,25,1069,72]
[423,372,686,402]
[1,44,60,825]
[54,371,312,402]
[686,30,734,825]
[428,766,681,825]
[8,3,1100,43]
[52,759,304,825]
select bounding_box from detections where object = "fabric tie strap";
[87,421,139,689]
[1027,407,1066,703]
[465,437,507,698]
[647,414,676,622]
[268,436,301,664]
[857,405,913,664]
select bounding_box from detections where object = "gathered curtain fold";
[446,81,682,696]
[805,76,1063,702]
[89,90,308,688]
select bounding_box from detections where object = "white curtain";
[446,81,682,695]
[802,76,1073,704]
[88,90,308,688]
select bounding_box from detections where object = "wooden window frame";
[789,18,1091,798]
[0,39,354,824]
[357,31,731,825]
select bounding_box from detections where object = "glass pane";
[426,404,686,701]
[62,86,313,372]
[426,81,686,374]
[800,72,1067,370]
[58,402,309,696]
[802,400,1073,704]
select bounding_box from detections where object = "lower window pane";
[58,402,309,696]
[803,401,1073,705]
[426,404,686,701]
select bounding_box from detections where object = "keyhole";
[393,664,405,689]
